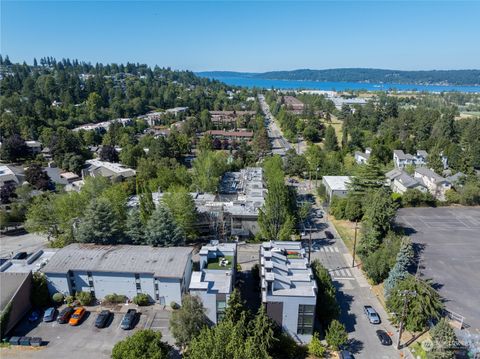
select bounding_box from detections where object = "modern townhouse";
[260,241,317,343]
[385,168,428,194]
[189,241,237,324]
[393,149,430,169]
[414,167,452,201]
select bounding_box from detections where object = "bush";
[65,295,75,305]
[133,293,150,306]
[75,291,93,306]
[309,332,327,357]
[170,301,179,310]
[104,293,127,304]
[52,292,64,304]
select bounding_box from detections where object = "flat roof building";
[189,241,237,324]
[0,272,32,335]
[260,241,317,343]
[41,244,193,306]
[322,176,351,203]
[82,159,136,181]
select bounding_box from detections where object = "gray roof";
[41,244,192,279]
[415,167,448,184]
[322,176,351,191]
[0,272,31,310]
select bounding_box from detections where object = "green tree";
[112,330,170,359]
[0,134,29,162]
[311,260,340,328]
[427,319,458,359]
[323,125,339,152]
[192,150,228,192]
[386,275,444,332]
[138,182,155,224]
[86,92,103,121]
[348,158,385,196]
[344,195,363,222]
[76,198,123,244]
[31,272,51,308]
[198,134,214,152]
[145,205,184,246]
[25,163,51,190]
[125,209,144,244]
[162,186,197,241]
[428,145,445,174]
[384,238,415,297]
[224,288,246,323]
[325,320,348,351]
[362,188,398,241]
[169,294,209,350]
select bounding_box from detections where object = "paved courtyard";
[396,207,480,331]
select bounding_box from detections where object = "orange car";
[68,307,86,326]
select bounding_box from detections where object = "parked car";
[28,310,40,322]
[364,305,381,324]
[57,306,75,324]
[121,309,137,330]
[95,310,111,328]
[339,350,355,359]
[376,330,392,346]
[325,230,334,239]
[69,307,86,326]
[43,307,56,322]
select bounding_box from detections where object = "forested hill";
[199,68,480,86]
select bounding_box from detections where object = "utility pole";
[396,290,417,350]
[352,221,359,268]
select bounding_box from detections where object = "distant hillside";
[198,68,480,86]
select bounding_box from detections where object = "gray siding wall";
[4,272,32,335]
[45,272,70,296]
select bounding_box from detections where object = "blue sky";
[1,1,479,72]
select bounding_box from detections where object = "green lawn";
[207,256,234,270]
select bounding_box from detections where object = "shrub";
[170,301,179,310]
[30,272,50,308]
[325,320,348,351]
[309,332,327,357]
[76,291,93,306]
[52,292,64,304]
[65,295,75,305]
[104,293,127,304]
[133,293,150,306]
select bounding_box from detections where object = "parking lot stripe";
[334,247,339,252]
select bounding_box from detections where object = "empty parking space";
[396,207,480,330]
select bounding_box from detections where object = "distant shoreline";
[197,73,480,93]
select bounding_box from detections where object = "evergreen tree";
[138,182,155,224]
[244,306,276,358]
[145,205,184,246]
[311,260,340,328]
[386,275,443,332]
[125,209,144,244]
[76,198,123,244]
[348,159,385,195]
[428,319,458,359]
[427,145,445,174]
[384,238,415,297]
[224,288,246,323]
[323,125,339,152]
[362,187,398,240]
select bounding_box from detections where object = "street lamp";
[396,290,417,350]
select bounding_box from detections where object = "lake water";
[197,74,480,93]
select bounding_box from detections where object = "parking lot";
[1,305,173,359]
[396,207,480,331]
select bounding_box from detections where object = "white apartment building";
[189,241,237,324]
[260,241,317,343]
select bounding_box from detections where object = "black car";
[95,310,111,328]
[325,230,334,239]
[57,306,75,324]
[376,330,392,346]
[120,309,137,330]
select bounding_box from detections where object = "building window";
[216,300,226,323]
[297,304,315,335]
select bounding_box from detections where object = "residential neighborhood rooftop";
[322,176,351,191]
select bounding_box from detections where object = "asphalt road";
[297,181,403,359]
[0,230,49,258]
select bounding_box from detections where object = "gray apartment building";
[260,241,317,343]
[189,241,237,324]
[41,244,193,305]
